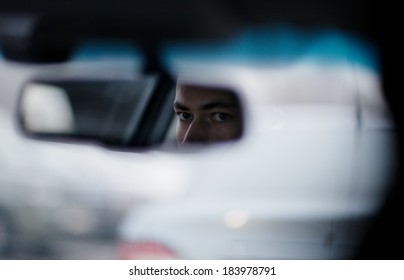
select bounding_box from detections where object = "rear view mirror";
[17,74,245,150]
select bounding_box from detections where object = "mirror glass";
[18,76,244,148]
[172,83,243,147]
[19,77,158,146]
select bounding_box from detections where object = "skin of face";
[173,84,243,146]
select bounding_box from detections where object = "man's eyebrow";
[173,101,237,111]
[201,101,236,110]
[173,102,189,111]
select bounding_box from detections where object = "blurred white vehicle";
[117,33,397,259]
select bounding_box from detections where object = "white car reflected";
[117,60,397,259]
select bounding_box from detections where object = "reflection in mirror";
[173,83,243,147]
[19,77,157,146]
[20,83,75,133]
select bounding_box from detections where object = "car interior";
[0,0,401,260]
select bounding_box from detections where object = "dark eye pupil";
[216,113,228,121]
[182,113,191,119]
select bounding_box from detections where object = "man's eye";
[178,112,193,121]
[212,113,231,122]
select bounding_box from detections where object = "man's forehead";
[176,84,238,103]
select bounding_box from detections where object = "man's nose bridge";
[182,118,206,143]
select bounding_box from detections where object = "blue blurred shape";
[162,26,378,73]
[69,40,143,69]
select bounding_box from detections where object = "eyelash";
[176,112,232,122]
[177,112,193,121]
[211,112,231,122]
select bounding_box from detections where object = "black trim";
[128,72,175,147]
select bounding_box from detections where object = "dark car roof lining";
[0,0,384,64]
